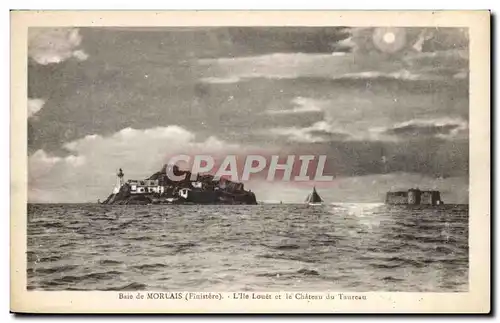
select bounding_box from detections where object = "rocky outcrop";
[102,185,152,205]
[385,189,444,205]
[100,164,257,205]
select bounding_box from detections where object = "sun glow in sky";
[383,32,396,44]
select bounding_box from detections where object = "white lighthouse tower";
[113,168,125,194]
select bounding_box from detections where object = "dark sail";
[307,187,323,203]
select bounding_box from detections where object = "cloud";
[198,27,468,84]
[403,49,468,73]
[412,29,434,52]
[263,97,324,115]
[199,77,242,84]
[381,118,469,140]
[61,126,243,158]
[28,98,45,117]
[266,120,350,143]
[453,70,469,79]
[336,69,425,81]
[28,125,248,202]
[31,149,86,168]
[29,149,86,183]
[263,116,468,144]
[198,53,346,81]
[197,52,463,83]
[28,28,89,65]
[343,27,468,55]
[72,49,89,61]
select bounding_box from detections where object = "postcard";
[10,10,490,314]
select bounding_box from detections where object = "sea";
[27,203,469,292]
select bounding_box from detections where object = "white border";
[4,2,496,322]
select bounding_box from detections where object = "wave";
[39,255,63,262]
[102,282,148,291]
[382,276,404,282]
[369,263,402,269]
[39,222,65,229]
[99,259,123,265]
[111,219,138,231]
[54,270,123,284]
[60,242,78,248]
[256,253,320,264]
[296,268,320,276]
[261,243,302,250]
[157,242,198,248]
[127,236,153,241]
[310,233,340,246]
[28,264,78,275]
[256,268,320,278]
[156,242,198,254]
[133,263,168,271]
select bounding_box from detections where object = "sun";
[383,32,396,44]
[372,28,407,53]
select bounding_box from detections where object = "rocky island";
[100,164,257,205]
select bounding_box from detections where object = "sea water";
[27,203,468,292]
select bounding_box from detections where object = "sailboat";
[305,186,323,206]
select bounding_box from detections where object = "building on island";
[385,188,443,205]
[101,165,258,205]
[127,179,164,194]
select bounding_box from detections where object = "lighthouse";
[113,168,125,194]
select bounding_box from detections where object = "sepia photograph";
[10,10,490,313]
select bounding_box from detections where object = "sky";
[27,26,469,203]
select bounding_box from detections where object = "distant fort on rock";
[385,188,443,206]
